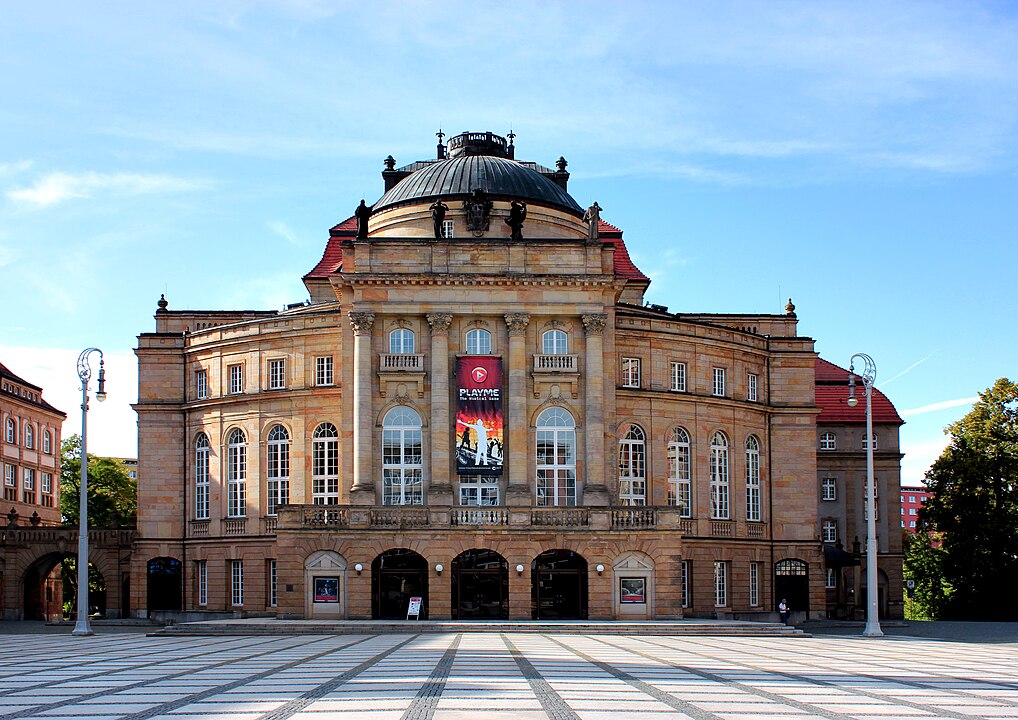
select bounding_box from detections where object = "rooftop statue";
[505,199,527,241]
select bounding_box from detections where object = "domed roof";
[373,154,583,215]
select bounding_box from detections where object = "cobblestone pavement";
[0,632,1015,720]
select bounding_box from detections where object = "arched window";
[382,407,423,505]
[24,424,33,449]
[819,432,836,451]
[668,427,691,517]
[195,433,210,520]
[542,329,568,355]
[389,328,415,354]
[710,431,729,519]
[863,433,878,450]
[746,435,761,521]
[43,430,52,454]
[312,423,339,505]
[6,418,16,444]
[536,407,576,507]
[266,425,290,516]
[465,328,491,355]
[227,429,247,517]
[618,424,647,506]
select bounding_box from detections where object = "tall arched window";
[24,424,33,449]
[6,418,16,444]
[710,431,729,519]
[195,433,210,520]
[389,328,415,354]
[465,328,491,355]
[618,424,647,506]
[536,407,576,506]
[227,429,247,517]
[668,427,691,517]
[312,423,339,505]
[43,429,52,454]
[382,407,423,505]
[542,329,568,355]
[266,425,290,516]
[746,435,761,521]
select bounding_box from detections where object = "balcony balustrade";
[379,354,425,372]
[532,354,578,373]
[223,518,247,536]
[530,508,589,527]
[189,520,210,537]
[611,507,656,529]
[451,508,509,526]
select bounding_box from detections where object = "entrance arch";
[22,553,100,622]
[372,549,428,619]
[775,558,809,617]
[452,549,508,619]
[147,557,182,613]
[304,550,347,619]
[532,549,587,620]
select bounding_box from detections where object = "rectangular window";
[231,560,243,606]
[826,568,837,589]
[863,433,878,450]
[198,560,208,606]
[268,359,286,390]
[714,561,728,607]
[909,507,916,515]
[315,356,334,386]
[822,519,838,543]
[748,373,758,402]
[909,520,916,528]
[909,495,916,503]
[459,476,500,506]
[268,559,277,608]
[621,357,641,388]
[41,472,52,494]
[865,479,880,498]
[822,477,837,501]
[680,560,690,609]
[22,468,35,504]
[820,433,836,451]
[195,369,208,400]
[670,362,686,392]
[749,562,760,607]
[442,219,454,238]
[713,367,726,397]
[229,364,244,394]
[4,464,15,487]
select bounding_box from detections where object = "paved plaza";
[0,631,1016,720]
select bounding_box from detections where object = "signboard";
[407,596,423,619]
[455,356,503,475]
[313,577,339,603]
[620,577,646,604]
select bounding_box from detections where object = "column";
[349,311,375,502]
[582,313,609,505]
[427,313,453,505]
[504,313,530,505]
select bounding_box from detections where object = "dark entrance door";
[774,559,809,616]
[373,549,428,619]
[146,557,181,613]
[532,549,587,620]
[452,549,508,619]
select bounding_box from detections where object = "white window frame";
[618,424,647,506]
[268,559,277,608]
[442,219,454,238]
[536,408,577,507]
[315,356,334,386]
[826,567,837,589]
[680,560,690,608]
[268,359,286,390]
[382,407,424,506]
[42,472,53,495]
[231,560,243,606]
[670,361,686,392]
[863,433,878,450]
[266,425,290,516]
[822,518,838,543]
[714,561,728,607]
[389,328,416,354]
[197,560,208,606]
[459,475,500,506]
[4,418,14,444]
[750,562,760,607]
[621,357,641,388]
[820,432,836,451]
[745,435,761,521]
[713,367,726,397]
[229,364,244,394]
[227,429,247,517]
[3,464,14,487]
[465,328,491,355]
[195,369,208,400]
[542,329,568,355]
[710,431,730,520]
[23,468,34,490]
[668,427,692,517]
[312,423,339,505]
[24,424,33,449]
[748,373,758,402]
[822,477,837,501]
[43,430,51,454]
[195,434,210,520]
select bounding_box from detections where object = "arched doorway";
[775,559,809,617]
[22,553,90,621]
[532,549,587,620]
[452,549,508,619]
[372,549,428,619]
[147,557,182,613]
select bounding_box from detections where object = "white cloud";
[901,397,979,417]
[268,221,301,246]
[6,171,210,208]
[901,437,951,486]
[0,160,32,175]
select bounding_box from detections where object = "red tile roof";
[815,358,903,424]
[0,360,66,416]
[599,219,649,283]
[303,216,355,279]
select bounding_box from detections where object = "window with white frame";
[266,425,290,516]
[465,328,491,355]
[195,433,210,520]
[746,435,761,521]
[3,464,14,487]
[315,356,334,386]
[680,560,690,608]
[229,364,244,394]
[822,477,837,501]
[536,407,576,507]
[442,219,454,238]
[227,429,247,517]
[5,418,15,443]
[618,424,647,506]
[24,424,33,449]
[670,361,686,392]
[196,369,208,399]
[198,560,208,606]
[389,328,415,354]
[382,407,423,505]
[909,520,916,528]
[713,367,726,397]
[268,359,286,390]
[714,561,728,607]
[865,478,880,499]
[748,373,758,402]
[863,433,878,450]
[909,507,916,515]
[710,431,730,519]
[231,560,243,606]
[312,423,339,504]
[542,329,568,355]
[268,559,277,607]
[750,562,760,606]
[819,432,836,450]
[459,476,500,506]
[621,357,641,388]
[23,468,35,503]
[668,427,692,516]
[826,567,837,589]
[864,504,880,521]
[822,518,838,543]
[42,472,52,495]
[43,430,51,454]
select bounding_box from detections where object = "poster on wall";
[620,577,646,604]
[455,356,503,475]
[313,577,340,603]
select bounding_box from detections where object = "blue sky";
[2,1,1016,485]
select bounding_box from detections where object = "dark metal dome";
[373,155,583,215]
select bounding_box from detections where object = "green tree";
[918,378,1018,620]
[60,434,137,528]
[902,531,950,620]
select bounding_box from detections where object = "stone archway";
[372,549,428,619]
[304,550,347,619]
[452,548,508,619]
[532,549,587,620]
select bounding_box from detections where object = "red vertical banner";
[455,357,504,475]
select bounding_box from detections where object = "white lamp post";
[72,348,106,637]
[847,352,883,638]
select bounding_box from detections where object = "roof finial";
[436,127,446,160]
[157,294,169,313]
[507,128,515,145]
[785,297,796,316]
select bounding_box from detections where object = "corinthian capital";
[426,312,453,334]
[348,311,375,335]
[504,312,531,336]
[581,313,609,336]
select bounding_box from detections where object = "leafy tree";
[918,378,1018,620]
[60,435,137,528]
[902,530,950,620]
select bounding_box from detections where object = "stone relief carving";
[581,313,608,336]
[426,312,453,334]
[348,311,376,335]
[504,312,531,336]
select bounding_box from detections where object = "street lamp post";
[72,348,106,637]
[847,352,883,638]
